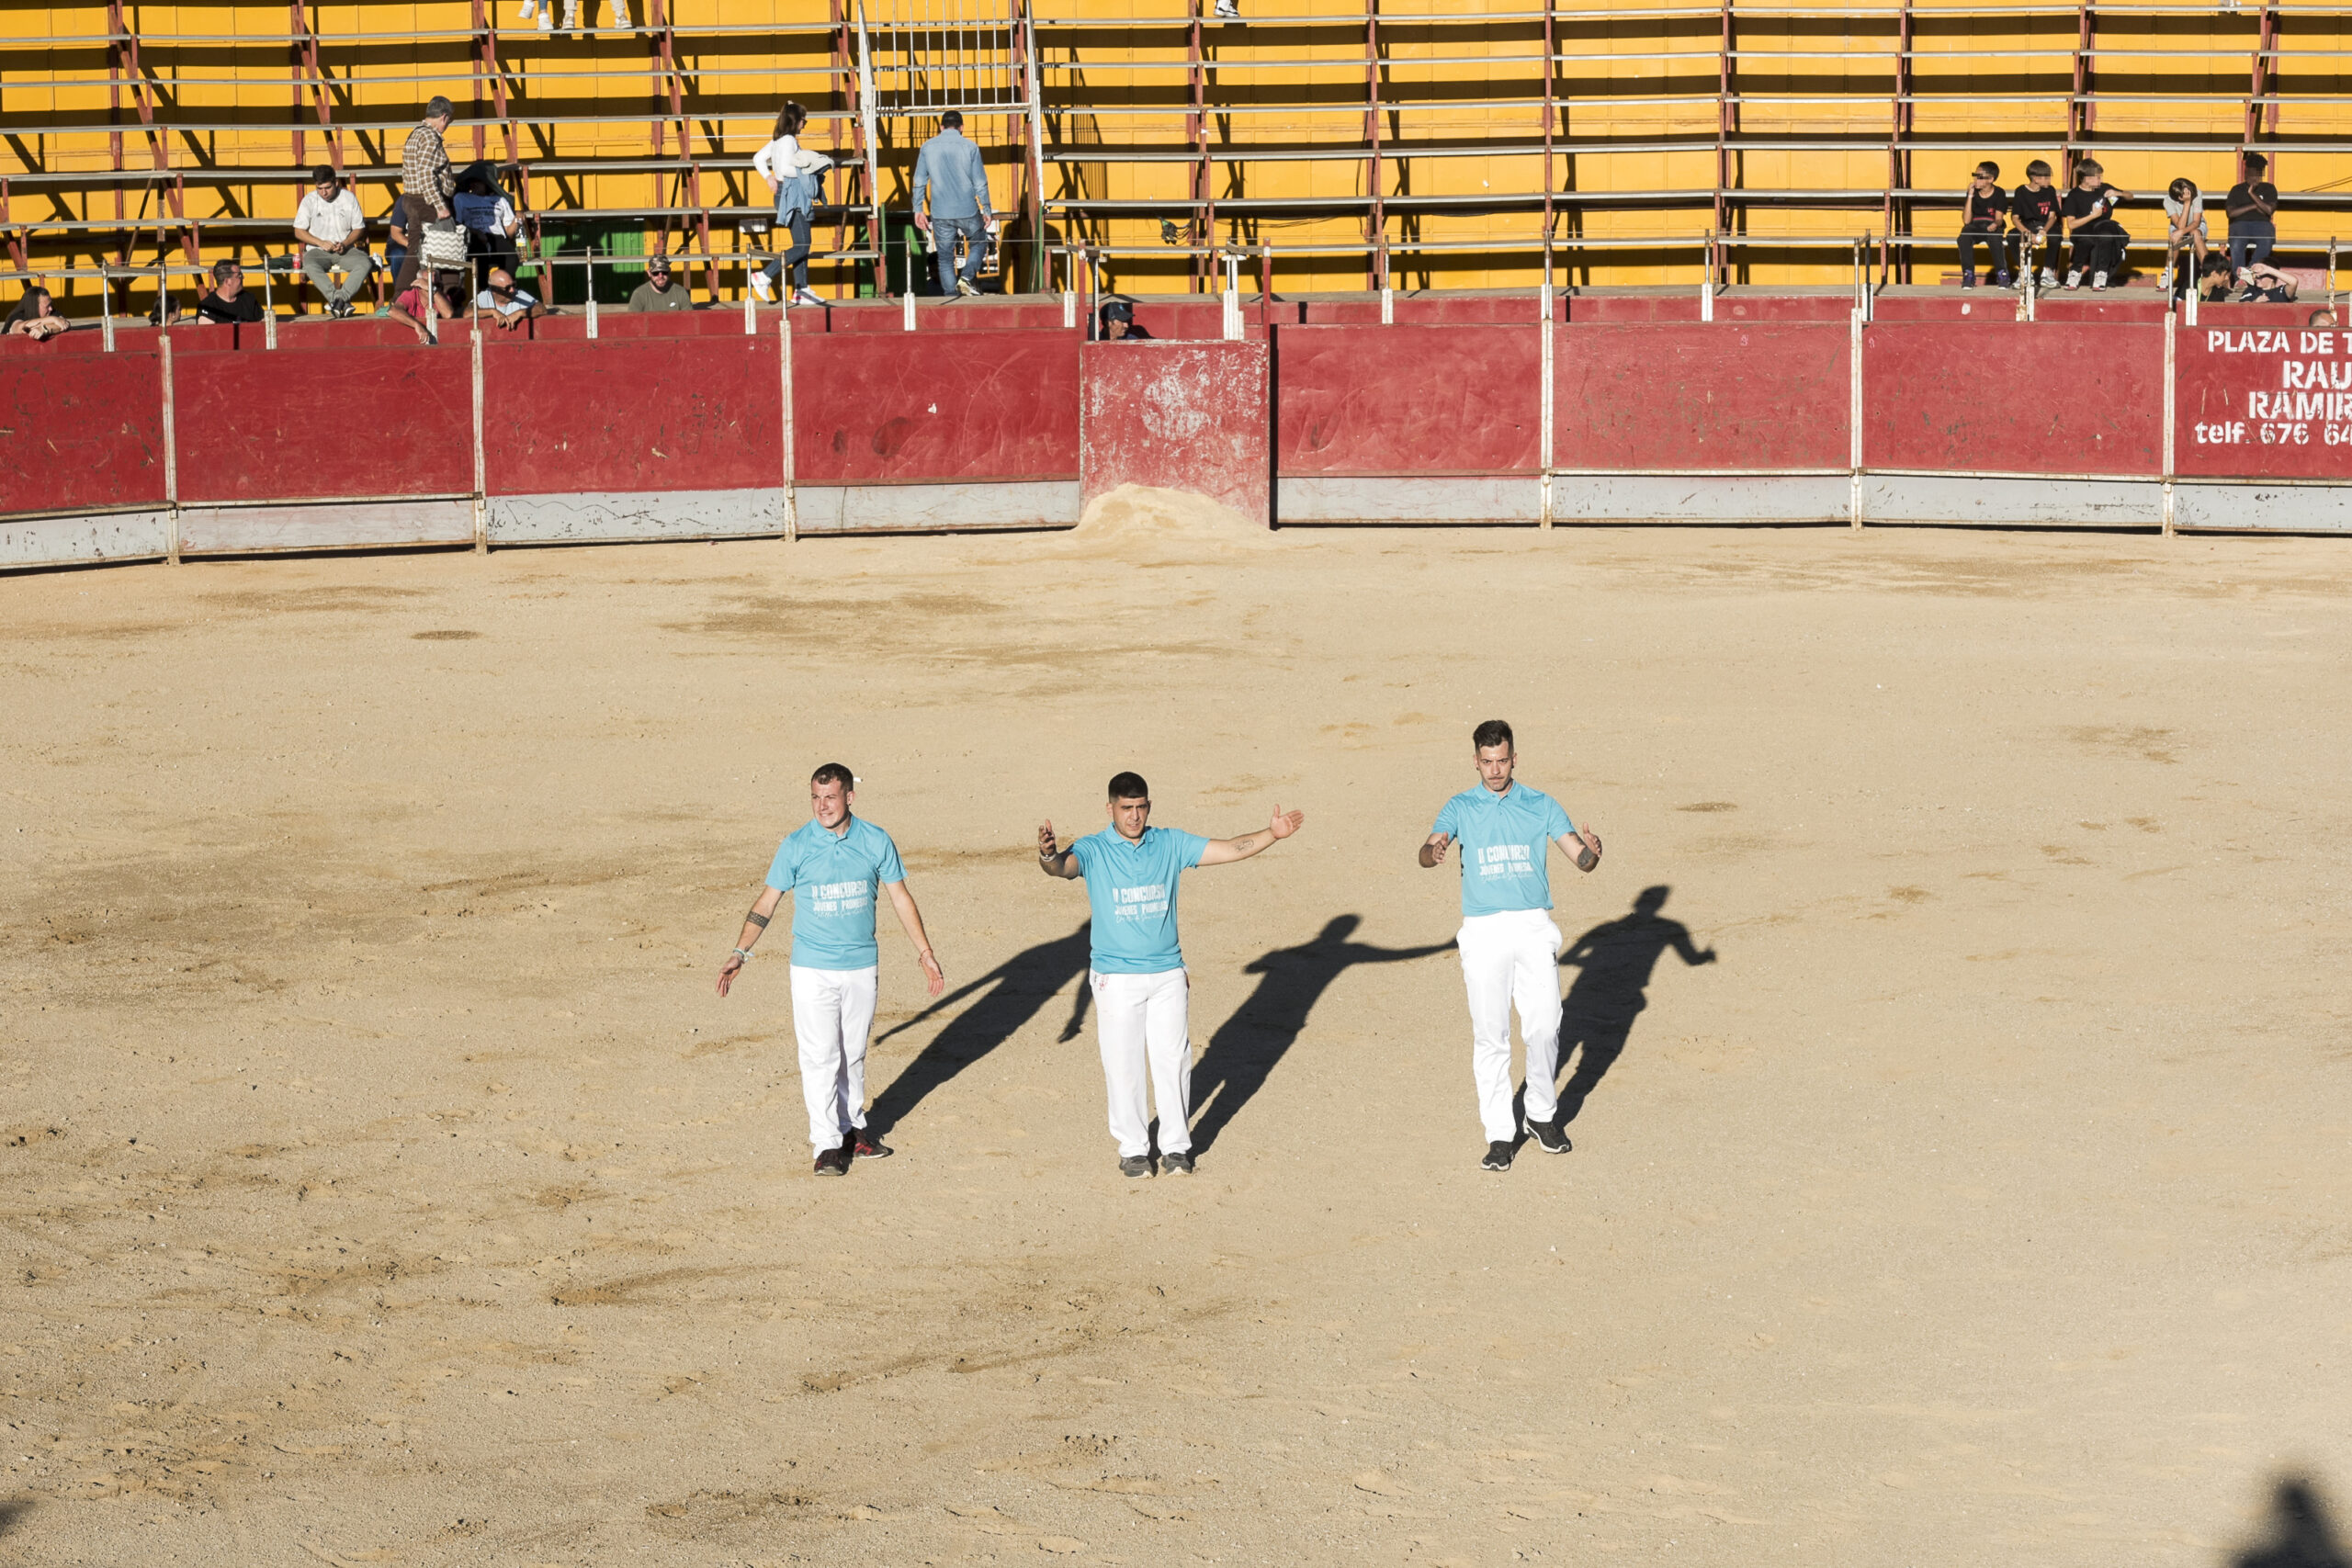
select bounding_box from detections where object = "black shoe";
[1481,1140,1513,1172]
[1119,1155,1154,1179]
[1159,1151,1193,1177]
[813,1145,849,1176]
[849,1129,892,1159]
[1527,1119,1571,1155]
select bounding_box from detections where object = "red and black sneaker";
[812,1145,849,1177]
[849,1129,893,1160]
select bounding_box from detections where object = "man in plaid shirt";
[403,96,458,220]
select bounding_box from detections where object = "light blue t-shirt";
[1070,825,1210,975]
[763,815,907,970]
[1431,783,1576,918]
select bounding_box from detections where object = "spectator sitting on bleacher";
[2194,251,2235,304]
[195,259,265,325]
[475,266,547,331]
[2162,178,2208,296]
[2241,261,2300,303]
[404,96,458,220]
[293,164,371,318]
[1098,299,1152,341]
[454,168,521,283]
[1956,161,2009,289]
[5,291,65,340]
[2011,160,2062,289]
[2061,160,2131,291]
[2226,152,2279,296]
[749,102,830,308]
[628,255,694,312]
[911,109,994,299]
[6,287,68,341]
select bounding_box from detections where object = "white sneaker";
[956,278,981,298]
[748,271,775,302]
[792,287,824,308]
[2065,269,2083,290]
[1214,0,1239,15]
[560,1,577,26]
[515,0,536,17]
[537,5,551,25]
[2040,268,2058,288]
[2091,270,2108,290]
[605,0,633,26]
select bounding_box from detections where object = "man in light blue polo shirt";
[1038,771,1305,1179]
[718,762,944,1177]
[1419,719,1603,1172]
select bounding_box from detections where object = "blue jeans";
[2229,228,2275,277]
[760,210,811,291]
[932,212,988,293]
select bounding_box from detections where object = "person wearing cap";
[628,255,695,312]
[1098,299,1152,340]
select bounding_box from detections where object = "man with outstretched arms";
[718,763,945,1176]
[1419,720,1603,1172]
[1038,772,1305,1179]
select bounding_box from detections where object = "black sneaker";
[1160,1151,1193,1177]
[1481,1140,1513,1172]
[1118,1155,1154,1179]
[813,1145,849,1176]
[1528,1120,1571,1155]
[849,1130,892,1160]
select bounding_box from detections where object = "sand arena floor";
[2,501,2348,1567]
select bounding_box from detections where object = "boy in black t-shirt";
[2226,151,2279,298]
[2061,159,2132,290]
[1957,161,2011,288]
[2010,161,2064,288]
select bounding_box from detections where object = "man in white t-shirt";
[293,165,371,317]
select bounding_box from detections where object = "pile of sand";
[1050,482,1275,557]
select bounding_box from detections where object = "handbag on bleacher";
[421,220,470,270]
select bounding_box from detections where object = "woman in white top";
[750,103,830,307]
[2163,178,2208,293]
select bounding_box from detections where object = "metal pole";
[855,2,886,288]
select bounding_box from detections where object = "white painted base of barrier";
[1,509,173,570]
[178,500,476,556]
[488,489,789,544]
[2173,482,2352,533]
[793,480,1082,534]
[1860,474,2164,528]
[1550,473,1849,524]
[1275,476,1543,525]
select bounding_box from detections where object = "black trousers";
[2068,220,2128,277]
[1958,221,2008,280]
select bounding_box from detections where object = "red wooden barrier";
[2175,321,2352,480]
[1081,340,1268,523]
[481,333,783,496]
[1555,322,1849,470]
[1861,321,2163,475]
[0,351,166,514]
[1273,323,1540,476]
[172,342,471,504]
[800,301,1070,334]
[793,328,1080,484]
[1300,297,1547,326]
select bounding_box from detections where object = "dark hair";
[1974,161,1999,181]
[6,286,50,325]
[2169,177,2199,202]
[1471,719,1514,752]
[2076,159,2104,179]
[2025,159,2052,179]
[210,257,239,284]
[773,102,807,139]
[2310,307,2338,327]
[940,109,964,130]
[2244,152,2268,173]
[425,95,455,121]
[310,164,337,186]
[810,762,854,792]
[1107,771,1149,801]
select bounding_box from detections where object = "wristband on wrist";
[730,947,754,962]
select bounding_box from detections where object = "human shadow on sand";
[1188,914,1451,1156]
[1549,885,1715,1127]
[865,924,1093,1136]
[2236,1476,2352,1568]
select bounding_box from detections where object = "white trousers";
[1091,968,1192,1157]
[1456,908,1564,1143]
[790,964,877,1151]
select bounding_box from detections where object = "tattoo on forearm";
[1576,847,1599,872]
[746,910,770,928]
